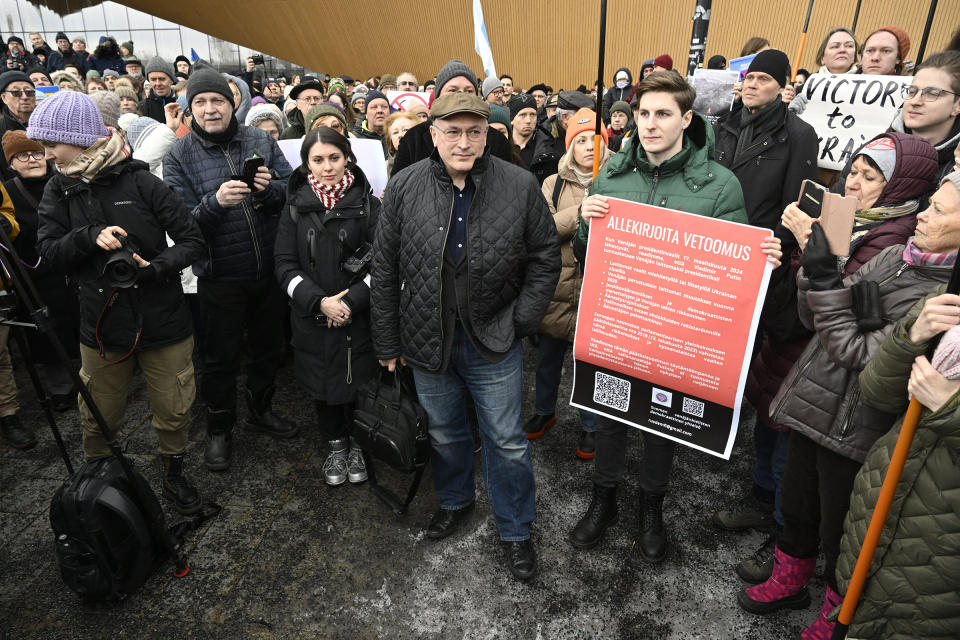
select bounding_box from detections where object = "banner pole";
[593,0,608,178]
[915,0,940,66]
[792,0,816,82]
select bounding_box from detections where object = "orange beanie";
[565,108,608,151]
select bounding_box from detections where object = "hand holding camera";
[97,227,150,288]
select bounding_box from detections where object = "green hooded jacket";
[835,288,960,640]
[572,111,747,262]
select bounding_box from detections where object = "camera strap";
[95,287,143,364]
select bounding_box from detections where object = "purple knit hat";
[26,90,108,148]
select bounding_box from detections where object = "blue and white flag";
[473,0,496,79]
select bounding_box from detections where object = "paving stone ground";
[1,345,816,639]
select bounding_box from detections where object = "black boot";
[204,409,234,472]
[569,483,618,549]
[245,386,298,439]
[630,490,667,564]
[1,414,37,450]
[160,453,201,515]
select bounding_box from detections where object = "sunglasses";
[3,90,34,98]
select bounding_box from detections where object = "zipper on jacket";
[835,386,861,441]
[648,169,660,205]
[220,147,264,278]
[437,190,455,351]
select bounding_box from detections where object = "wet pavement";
[1,346,816,639]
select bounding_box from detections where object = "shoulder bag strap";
[12,176,39,210]
[551,176,563,211]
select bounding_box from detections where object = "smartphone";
[796,179,857,256]
[797,179,826,218]
[239,155,264,189]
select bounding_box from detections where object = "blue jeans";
[534,334,596,431]
[412,325,535,541]
[752,418,789,528]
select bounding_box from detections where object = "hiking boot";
[502,539,537,581]
[245,386,299,439]
[801,586,842,639]
[160,453,202,515]
[569,483,618,549]
[347,438,368,484]
[204,410,234,472]
[1,414,36,450]
[737,534,776,583]
[323,439,349,486]
[523,413,555,440]
[630,491,667,564]
[738,546,815,614]
[712,492,775,531]
[576,430,596,459]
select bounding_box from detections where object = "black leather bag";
[352,368,429,514]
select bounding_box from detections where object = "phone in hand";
[797,179,857,256]
[238,155,264,190]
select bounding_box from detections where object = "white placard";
[386,90,432,112]
[796,73,913,170]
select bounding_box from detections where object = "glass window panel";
[19,4,44,32]
[155,29,182,63]
[209,37,239,69]
[153,16,179,29]
[37,7,65,36]
[126,7,153,30]
[81,7,105,33]
[179,28,209,62]
[1,9,22,34]
[62,12,84,33]
[129,30,157,60]
[101,2,128,29]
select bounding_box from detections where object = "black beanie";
[187,68,234,107]
[56,32,69,43]
[434,59,477,98]
[509,93,537,121]
[746,49,791,88]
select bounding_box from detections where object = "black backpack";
[49,457,169,601]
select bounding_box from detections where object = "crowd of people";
[0,21,958,639]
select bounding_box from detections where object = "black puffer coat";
[274,167,380,402]
[36,159,204,353]
[163,122,292,281]
[5,173,79,361]
[372,150,560,371]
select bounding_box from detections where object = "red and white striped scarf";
[307,169,354,210]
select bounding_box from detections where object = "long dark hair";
[299,126,356,175]
[93,37,120,60]
[330,90,358,127]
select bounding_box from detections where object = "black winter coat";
[5,173,79,362]
[372,150,560,371]
[138,93,175,124]
[274,167,380,401]
[0,108,26,181]
[391,120,516,176]
[36,159,204,353]
[163,122,293,281]
[46,50,86,75]
[601,66,635,124]
[530,121,564,185]
[713,100,818,233]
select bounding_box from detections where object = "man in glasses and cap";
[0,70,35,180]
[372,92,560,581]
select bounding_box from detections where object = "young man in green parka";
[568,71,782,563]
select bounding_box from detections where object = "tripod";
[0,221,190,576]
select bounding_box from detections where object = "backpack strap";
[551,176,563,210]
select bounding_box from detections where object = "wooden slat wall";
[120,0,959,89]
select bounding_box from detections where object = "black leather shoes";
[1,414,36,450]
[425,502,475,540]
[576,430,596,459]
[502,539,537,581]
[523,413,556,440]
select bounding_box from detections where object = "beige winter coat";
[538,148,610,342]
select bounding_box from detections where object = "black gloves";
[802,224,842,291]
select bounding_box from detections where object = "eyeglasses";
[297,95,323,104]
[3,90,34,99]
[398,81,417,88]
[434,126,486,142]
[902,85,958,102]
[13,150,43,162]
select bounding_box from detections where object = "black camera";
[342,242,374,279]
[250,54,264,66]
[102,232,141,288]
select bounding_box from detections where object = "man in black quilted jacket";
[371,93,560,581]
[164,67,298,473]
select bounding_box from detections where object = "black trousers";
[315,400,351,441]
[778,430,862,592]
[592,415,676,494]
[197,277,286,414]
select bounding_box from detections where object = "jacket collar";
[428,147,489,186]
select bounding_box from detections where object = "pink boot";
[738,546,816,614]
[801,586,843,640]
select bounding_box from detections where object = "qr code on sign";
[594,372,630,412]
[682,397,705,418]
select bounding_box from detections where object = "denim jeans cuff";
[439,499,475,511]
[499,534,530,543]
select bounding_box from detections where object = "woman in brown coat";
[523,108,611,459]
